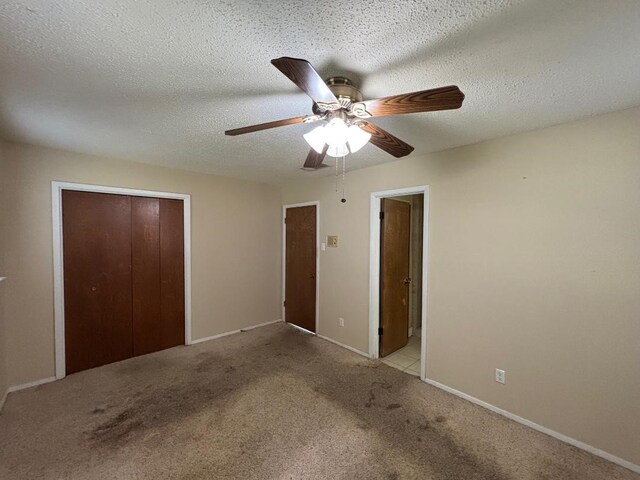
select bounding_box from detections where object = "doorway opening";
[369,187,429,380]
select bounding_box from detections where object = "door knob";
[403,277,412,285]
[309,273,316,279]
[90,285,97,292]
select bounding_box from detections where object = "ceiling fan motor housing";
[312,76,363,115]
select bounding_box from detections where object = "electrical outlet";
[327,235,338,247]
[495,369,506,384]
[339,317,345,327]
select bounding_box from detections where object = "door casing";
[282,201,320,334]
[368,186,429,380]
[52,181,192,379]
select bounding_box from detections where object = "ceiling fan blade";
[302,144,329,170]
[225,115,317,136]
[358,85,464,118]
[271,57,339,107]
[360,122,414,158]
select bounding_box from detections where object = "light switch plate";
[327,235,338,247]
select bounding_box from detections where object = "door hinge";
[378,327,383,336]
[283,300,286,307]
[379,211,384,220]
[284,217,287,224]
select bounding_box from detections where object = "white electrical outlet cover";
[495,369,506,384]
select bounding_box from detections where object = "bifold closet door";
[63,191,134,374]
[132,197,185,356]
[63,191,185,374]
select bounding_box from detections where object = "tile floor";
[381,333,421,376]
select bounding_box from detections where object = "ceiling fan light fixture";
[346,124,371,153]
[323,118,350,147]
[326,143,349,158]
[303,125,327,154]
[228,57,465,169]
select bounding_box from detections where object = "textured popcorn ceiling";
[0,1,639,185]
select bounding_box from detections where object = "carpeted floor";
[0,322,637,479]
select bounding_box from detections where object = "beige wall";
[282,107,640,465]
[1,142,282,387]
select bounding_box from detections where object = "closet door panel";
[131,196,162,356]
[63,191,133,374]
[159,198,185,349]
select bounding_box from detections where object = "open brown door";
[285,205,317,332]
[379,198,411,357]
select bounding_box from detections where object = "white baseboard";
[8,376,57,393]
[317,334,370,358]
[1,375,57,412]
[190,319,283,345]
[287,322,316,336]
[0,388,8,412]
[423,378,640,475]
[282,323,371,360]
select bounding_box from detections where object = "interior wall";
[1,142,282,387]
[281,107,640,466]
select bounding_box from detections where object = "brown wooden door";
[285,205,317,332]
[158,198,185,351]
[63,191,134,374]
[380,198,411,357]
[63,191,185,374]
[132,197,185,356]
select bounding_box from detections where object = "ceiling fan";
[225,57,465,170]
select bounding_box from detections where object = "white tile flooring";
[381,333,421,376]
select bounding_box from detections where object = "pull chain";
[333,155,347,203]
[341,156,347,203]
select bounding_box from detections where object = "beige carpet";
[0,322,636,479]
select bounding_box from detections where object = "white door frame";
[282,201,320,335]
[368,186,430,380]
[51,181,192,379]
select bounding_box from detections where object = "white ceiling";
[1,1,639,185]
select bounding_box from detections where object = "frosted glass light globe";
[323,118,350,147]
[326,143,349,158]
[303,125,326,154]
[347,125,372,153]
